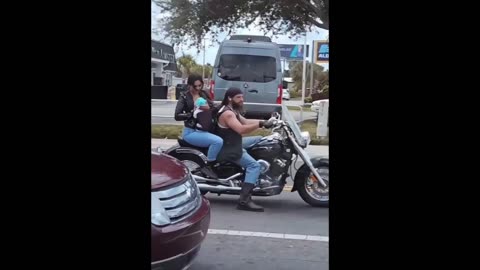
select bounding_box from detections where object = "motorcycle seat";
[177,138,209,152]
[177,137,243,168]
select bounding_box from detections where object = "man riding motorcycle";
[216,87,276,212]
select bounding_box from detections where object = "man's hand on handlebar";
[259,118,276,129]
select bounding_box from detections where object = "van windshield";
[218,54,276,83]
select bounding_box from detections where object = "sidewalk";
[152,138,328,157]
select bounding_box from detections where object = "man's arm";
[222,111,260,135]
[238,114,262,125]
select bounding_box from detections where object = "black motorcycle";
[164,105,329,207]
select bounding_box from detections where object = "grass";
[152,119,328,145]
[152,125,184,139]
[286,105,311,111]
[298,119,329,145]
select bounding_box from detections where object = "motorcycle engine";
[257,158,289,188]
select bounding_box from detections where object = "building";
[151,40,177,87]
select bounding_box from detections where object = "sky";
[151,2,329,71]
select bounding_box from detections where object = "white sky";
[152,2,329,71]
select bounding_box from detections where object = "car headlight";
[151,173,201,226]
[300,131,311,147]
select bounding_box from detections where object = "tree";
[290,61,328,96]
[316,70,329,94]
[177,55,213,78]
[177,55,196,78]
[191,63,213,78]
[153,0,328,47]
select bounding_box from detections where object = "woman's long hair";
[187,74,203,89]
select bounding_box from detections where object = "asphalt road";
[190,191,329,270]
[152,132,329,270]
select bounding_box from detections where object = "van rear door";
[214,47,279,104]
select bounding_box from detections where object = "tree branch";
[299,0,323,16]
[306,14,328,30]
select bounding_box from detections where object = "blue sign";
[279,44,309,60]
[315,41,329,63]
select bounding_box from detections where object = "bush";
[304,97,313,104]
[311,92,329,101]
[289,90,301,98]
[152,120,328,145]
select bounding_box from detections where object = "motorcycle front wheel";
[296,164,329,207]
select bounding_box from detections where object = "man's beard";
[231,100,243,111]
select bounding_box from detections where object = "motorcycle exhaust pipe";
[197,184,241,192]
[193,173,242,184]
[196,183,281,193]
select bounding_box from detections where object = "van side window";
[218,54,276,83]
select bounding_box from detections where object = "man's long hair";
[221,87,243,106]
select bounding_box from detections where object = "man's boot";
[237,182,264,212]
[200,160,218,179]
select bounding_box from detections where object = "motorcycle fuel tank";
[248,139,284,161]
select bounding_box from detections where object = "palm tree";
[177,54,196,78]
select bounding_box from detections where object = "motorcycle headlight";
[151,173,201,226]
[300,131,311,147]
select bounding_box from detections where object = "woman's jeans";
[182,127,223,161]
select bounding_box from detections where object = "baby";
[193,97,210,130]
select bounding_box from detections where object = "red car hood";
[151,153,190,190]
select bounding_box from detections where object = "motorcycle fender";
[164,145,208,165]
[292,156,329,192]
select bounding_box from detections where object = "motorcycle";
[163,104,329,207]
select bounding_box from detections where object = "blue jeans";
[242,136,262,149]
[239,136,263,185]
[182,127,223,161]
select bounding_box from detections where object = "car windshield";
[281,105,307,147]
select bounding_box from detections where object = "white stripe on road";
[208,229,329,242]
